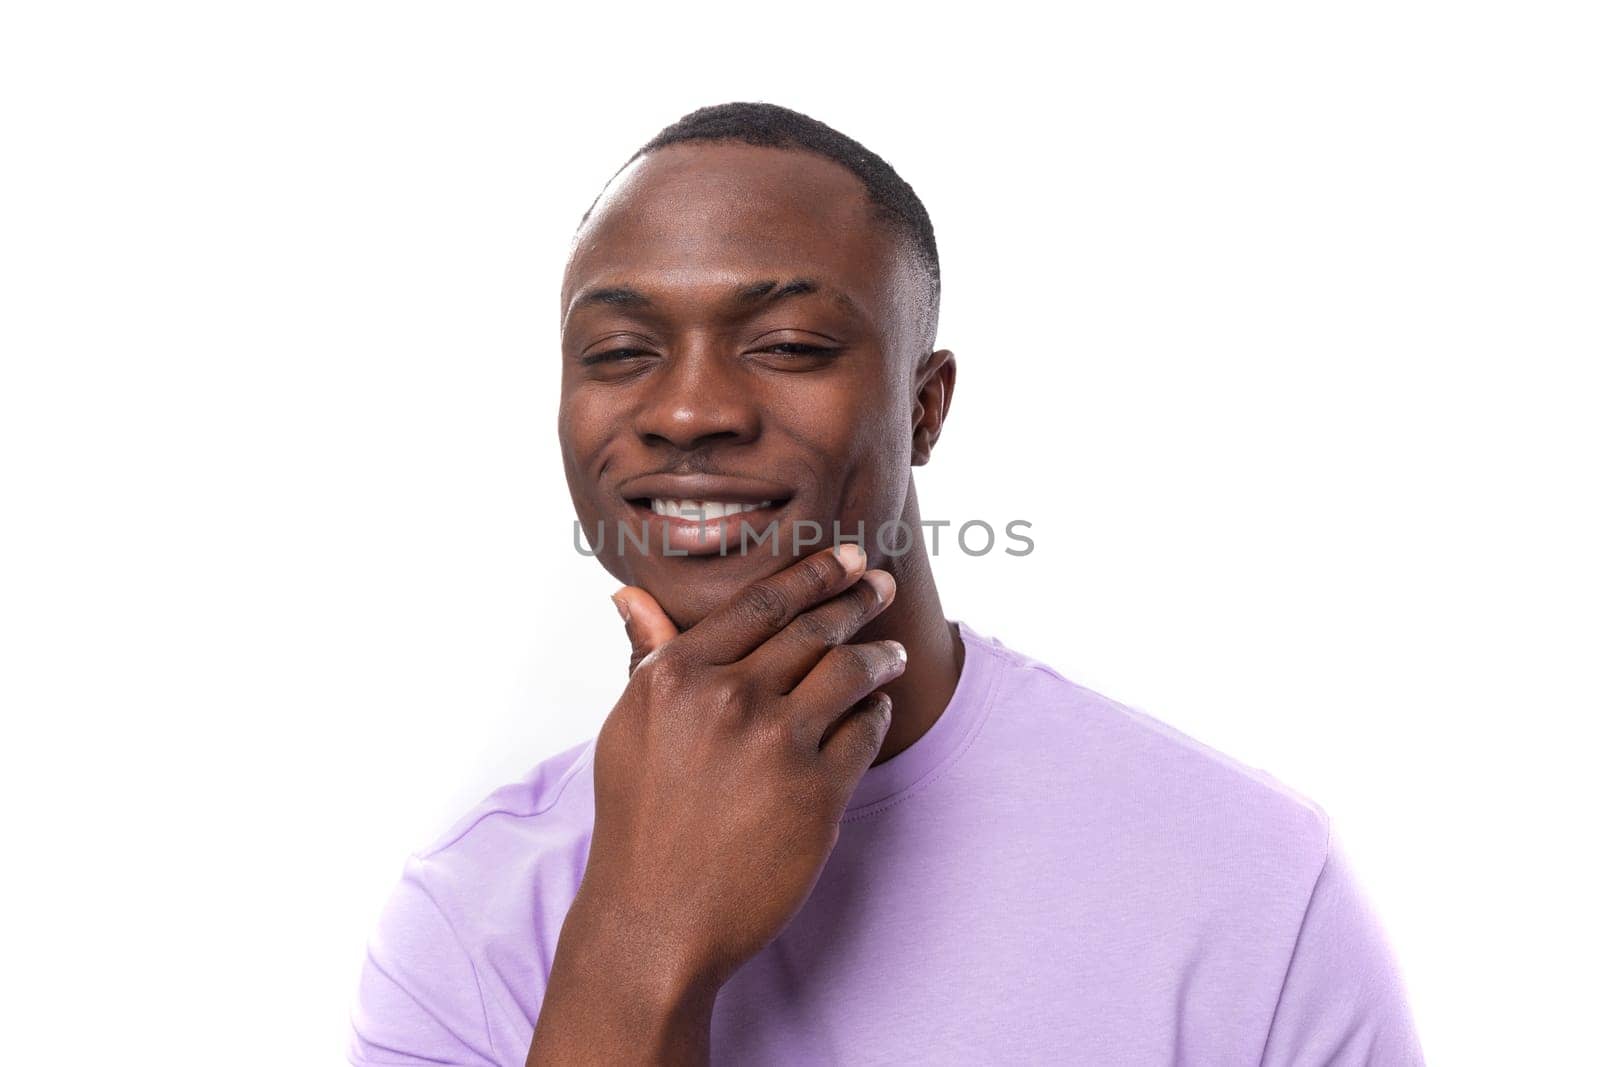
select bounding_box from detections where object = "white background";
[2,2,1595,1063]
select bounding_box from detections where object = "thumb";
[611,586,679,675]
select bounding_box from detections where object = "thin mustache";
[644,456,735,478]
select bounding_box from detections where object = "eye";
[755,342,843,363]
[580,347,652,366]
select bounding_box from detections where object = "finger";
[612,585,679,675]
[817,691,893,795]
[744,568,896,694]
[788,639,907,747]
[680,544,868,665]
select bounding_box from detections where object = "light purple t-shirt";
[349,621,1424,1065]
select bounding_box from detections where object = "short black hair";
[580,102,941,345]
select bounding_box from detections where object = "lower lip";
[630,502,790,557]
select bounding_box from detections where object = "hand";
[591,542,902,987]
[527,544,903,1065]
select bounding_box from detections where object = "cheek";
[850,363,915,457]
[807,359,909,449]
[557,399,611,506]
[559,388,617,459]
[811,391,915,520]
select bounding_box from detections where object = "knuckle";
[851,723,879,759]
[851,579,881,616]
[841,644,879,687]
[704,672,752,719]
[797,554,836,599]
[835,720,874,765]
[873,642,906,682]
[852,703,891,752]
[783,709,818,754]
[742,581,791,630]
[791,609,837,646]
[641,645,687,685]
[625,666,664,710]
[751,707,797,759]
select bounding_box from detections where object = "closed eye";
[760,343,842,358]
[579,343,841,368]
[580,347,652,366]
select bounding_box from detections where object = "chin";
[638,552,797,632]
[654,581,737,632]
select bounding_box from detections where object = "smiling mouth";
[619,496,796,559]
[626,496,791,520]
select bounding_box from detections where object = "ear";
[910,349,956,467]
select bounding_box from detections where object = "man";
[349,102,1424,1065]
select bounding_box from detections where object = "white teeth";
[650,498,774,519]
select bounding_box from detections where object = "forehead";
[561,143,906,328]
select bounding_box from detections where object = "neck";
[853,489,964,766]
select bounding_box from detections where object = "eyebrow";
[567,277,862,319]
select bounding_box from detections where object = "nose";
[633,341,760,452]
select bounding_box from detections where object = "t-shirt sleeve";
[348,857,498,1067]
[1258,829,1426,1066]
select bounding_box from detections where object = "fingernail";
[835,543,865,569]
[864,570,895,604]
[889,640,907,664]
[611,594,630,623]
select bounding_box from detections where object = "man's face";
[558,142,942,629]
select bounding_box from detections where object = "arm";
[524,892,719,1065]
[348,859,495,1067]
[1259,831,1426,1066]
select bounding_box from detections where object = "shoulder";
[965,625,1424,1060]
[349,737,600,1065]
[961,620,1332,891]
[1261,831,1426,1064]
[371,735,600,964]
[407,735,600,920]
[418,735,599,863]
